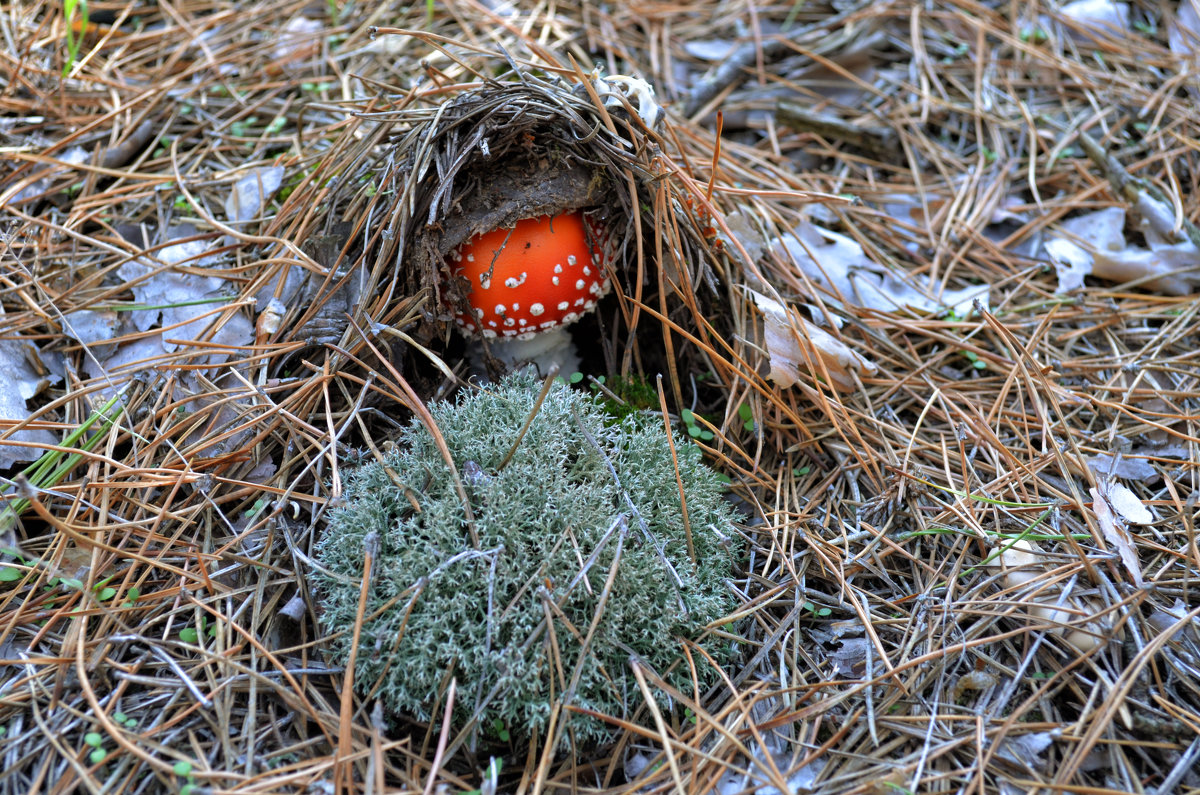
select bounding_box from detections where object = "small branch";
[1076,128,1200,249]
[776,101,898,161]
[682,0,872,117]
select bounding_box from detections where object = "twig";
[1076,128,1200,249]
[682,0,873,117]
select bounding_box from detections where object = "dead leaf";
[1097,479,1154,525]
[749,289,877,391]
[224,166,284,226]
[0,339,59,469]
[1090,485,1145,586]
[772,219,988,315]
[1045,207,1200,294]
[1087,453,1157,483]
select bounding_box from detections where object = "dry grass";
[2,0,1199,792]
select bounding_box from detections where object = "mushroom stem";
[470,326,580,377]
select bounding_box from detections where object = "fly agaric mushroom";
[446,212,611,374]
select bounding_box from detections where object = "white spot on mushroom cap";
[530,303,544,317]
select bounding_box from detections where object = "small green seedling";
[180,615,217,643]
[83,731,107,764]
[960,350,987,371]
[803,600,832,618]
[681,408,714,441]
[244,498,269,520]
[229,116,258,138]
[0,565,25,583]
[92,574,117,602]
[174,760,197,795]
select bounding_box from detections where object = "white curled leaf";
[1046,207,1200,295]
[771,219,989,315]
[1096,480,1154,525]
[1090,485,1145,587]
[1060,0,1130,34]
[1170,0,1200,60]
[590,73,664,129]
[748,290,876,391]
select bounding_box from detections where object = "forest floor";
[2,0,1200,793]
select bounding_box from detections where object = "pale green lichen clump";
[314,373,739,745]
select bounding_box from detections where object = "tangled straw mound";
[315,374,740,744]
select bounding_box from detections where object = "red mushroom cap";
[447,212,611,340]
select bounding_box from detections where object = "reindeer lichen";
[315,373,739,745]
